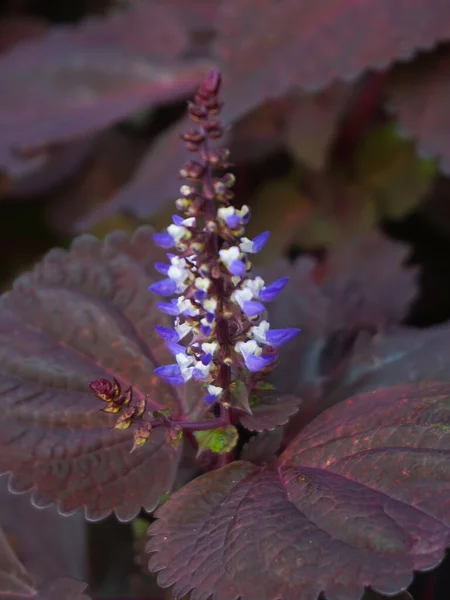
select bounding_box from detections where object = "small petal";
[240,231,270,254]
[172,214,184,225]
[208,385,223,396]
[258,277,289,302]
[228,259,246,276]
[201,353,213,366]
[166,342,187,356]
[175,320,192,340]
[245,353,276,372]
[266,328,301,347]
[200,324,211,336]
[153,233,174,249]
[156,300,180,316]
[155,326,179,343]
[149,278,177,296]
[154,364,184,386]
[242,300,265,317]
[154,262,170,275]
[204,394,217,405]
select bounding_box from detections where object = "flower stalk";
[89,68,300,453]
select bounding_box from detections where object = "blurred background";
[1,0,450,598]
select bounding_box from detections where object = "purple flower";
[258,277,289,302]
[201,353,213,365]
[156,300,180,316]
[154,364,185,386]
[242,300,265,317]
[204,394,217,405]
[153,233,174,249]
[172,214,184,225]
[154,262,170,275]
[240,231,270,254]
[149,278,177,296]
[266,328,300,347]
[155,326,179,343]
[166,341,187,356]
[224,214,241,229]
[229,259,246,277]
[245,353,276,372]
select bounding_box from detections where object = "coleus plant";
[0,70,449,600]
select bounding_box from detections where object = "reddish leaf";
[0,477,86,587]
[0,5,211,166]
[215,0,450,125]
[388,46,450,174]
[239,394,301,431]
[283,83,352,170]
[240,429,283,465]
[76,116,193,227]
[267,232,417,401]
[0,226,195,521]
[0,527,35,597]
[148,383,450,600]
[316,230,417,331]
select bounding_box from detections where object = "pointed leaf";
[216,0,450,125]
[239,394,301,431]
[148,383,450,600]
[0,226,195,521]
[194,426,238,456]
[0,2,211,165]
[355,122,436,219]
[240,429,282,465]
[0,527,35,597]
[389,46,450,174]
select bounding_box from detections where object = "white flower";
[202,342,218,355]
[193,360,211,380]
[195,277,211,292]
[250,320,270,344]
[244,276,265,296]
[167,224,188,243]
[203,297,217,313]
[235,339,262,358]
[175,319,192,340]
[217,206,235,220]
[177,296,199,317]
[182,217,196,227]
[207,385,223,397]
[237,205,249,219]
[175,352,194,382]
[219,246,240,267]
[231,287,253,308]
[239,237,254,253]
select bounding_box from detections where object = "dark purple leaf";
[0,226,203,521]
[0,3,211,166]
[0,527,35,598]
[388,46,450,174]
[239,394,301,431]
[240,429,282,465]
[0,477,86,588]
[148,383,450,600]
[215,0,450,125]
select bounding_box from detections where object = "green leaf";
[355,122,437,219]
[194,426,239,456]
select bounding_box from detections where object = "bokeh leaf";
[216,0,450,125]
[355,122,437,219]
[388,45,450,174]
[0,226,199,521]
[148,383,450,600]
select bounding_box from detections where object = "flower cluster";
[149,68,300,408]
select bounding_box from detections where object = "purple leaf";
[239,394,301,431]
[148,383,450,600]
[0,526,90,599]
[0,226,195,521]
[0,3,212,167]
[240,429,283,465]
